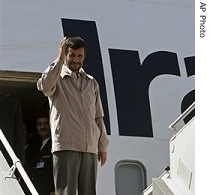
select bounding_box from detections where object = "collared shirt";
[71,71,82,91]
[40,137,51,150]
[37,59,108,154]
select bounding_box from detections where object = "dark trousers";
[53,150,97,195]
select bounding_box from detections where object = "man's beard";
[67,62,82,72]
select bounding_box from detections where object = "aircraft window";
[115,160,147,195]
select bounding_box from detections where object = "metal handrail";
[0,129,39,195]
[169,102,195,134]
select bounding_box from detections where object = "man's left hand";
[98,152,107,166]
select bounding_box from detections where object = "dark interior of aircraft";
[0,70,49,134]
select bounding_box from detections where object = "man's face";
[36,117,51,140]
[65,47,85,73]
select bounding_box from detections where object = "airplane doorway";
[0,70,49,125]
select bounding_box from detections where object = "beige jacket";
[37,59,108,154]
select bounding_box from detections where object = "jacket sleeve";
[95,117,109,152]
[94,81,109,152]
[37,59,63,97]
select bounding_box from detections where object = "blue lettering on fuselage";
[62,18,195,137]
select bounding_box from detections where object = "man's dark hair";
[65,37,87,55]
[36,112,49,122]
